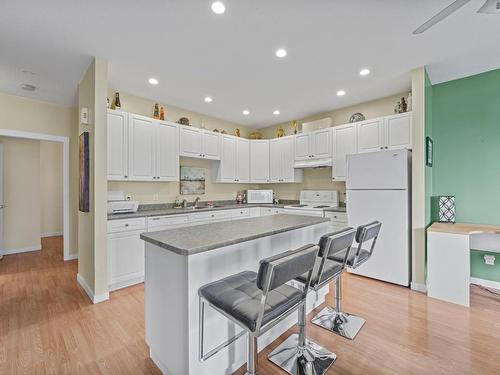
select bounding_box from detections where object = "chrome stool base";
[311,306,366,340]
[268,333,336,375]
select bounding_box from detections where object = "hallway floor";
[1,237,500,374]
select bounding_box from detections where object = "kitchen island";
[140,214,333,375]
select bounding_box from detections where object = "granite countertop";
[107,203,289,220]
[140,214,330,256]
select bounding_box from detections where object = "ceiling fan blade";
[477,0,500,13]
[413,0,471,34]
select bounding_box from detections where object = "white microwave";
[247,190,273,204]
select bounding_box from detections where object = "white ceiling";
[1,0,500,128]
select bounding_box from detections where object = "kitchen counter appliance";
[247,189,273,204]
[284,190,339,217]
[107,191,139,214]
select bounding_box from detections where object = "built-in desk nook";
[427,222,500,307]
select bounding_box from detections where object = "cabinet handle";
[385,146,388,149]
[380,147,383,150]
[125,224,129,227]
[211,214,215,217]
[124,175,128,178]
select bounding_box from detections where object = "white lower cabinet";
[260,207,284,216]
[324,211,348,231]
[107,218,146,291]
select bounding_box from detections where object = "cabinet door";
[357,118,385,153]
[202,131,221,160]
[219,135,237,182]
[236,138,250,183]
[294,133,311,160]
[108,232,145,290]
[180,127,203,158]
[332,124,357,181]
[107,110,128,180]
[128,114,155,180]
[250,140,270,183]
[269,139,282,182]
[156,121,179,181]
[311,128,332,158]
[385,113,412,150]
[280,137,296,182]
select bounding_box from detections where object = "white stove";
[284,190,339,217]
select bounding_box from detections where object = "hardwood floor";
[1,236,500,374]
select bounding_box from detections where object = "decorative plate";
[349,112,366,123]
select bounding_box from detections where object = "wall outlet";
[484,254,495,266]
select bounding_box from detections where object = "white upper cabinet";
[179,127,221,160]
[217,135,250,183]
[156,120,179,181]
[385,113,412,150]
[332,123,357,181]
[128,114,156,181]
[250,140,270,183]
[357,113,412,153]
[357,118,385,153]
[294,128,332,160]
[271,136,303,183]
[107,110,128,180]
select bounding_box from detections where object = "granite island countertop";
[140,214,330,256]
[108,203,290,220]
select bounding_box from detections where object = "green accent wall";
[431,68,500,282]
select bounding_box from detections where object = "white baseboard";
[411,282,427,293]
[2,244,41,256]
[65,253,78,261]
[41,231,63,238]
[77,273,109,304]
[109,276,144,292]
[470,277,500,291]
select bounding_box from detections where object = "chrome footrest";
[268,333,336,375]
[311,306,366,340]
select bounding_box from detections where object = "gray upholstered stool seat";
[295,258,343,285]
[199,270,303,332]
[329,248,370,267]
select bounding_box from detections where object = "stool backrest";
[316,228,356,286]
[352,221,382,267]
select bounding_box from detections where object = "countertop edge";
[428,222,500,235]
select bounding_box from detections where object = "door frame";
[0,129,71,260]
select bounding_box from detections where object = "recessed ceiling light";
[242,110,250,115]
[336,90,346,97]
[21,83,36,92]
[204,96,213,103]
[359,68,370,76]
[275,49,287,58]
[273,110,280,115]
[211,1,225,14]
[148,78,159,85]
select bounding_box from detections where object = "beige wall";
[260,93,407,139]
[40,141,64,236]
[411,68,426,287]
[0,93,77,256]
[107,90,261,204]
[0,137,41,252]
[78,57,109,297]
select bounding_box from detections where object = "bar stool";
[312,221,382,340]
[198,244,331,375]
[268,227,356,374]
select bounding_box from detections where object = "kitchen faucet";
[194,197,201,208]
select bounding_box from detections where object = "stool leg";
[311,274,366,340]
[245,334,258,375]
[268,302,336,375]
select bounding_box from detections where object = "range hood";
[293,158,332,169]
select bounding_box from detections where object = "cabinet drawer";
[231,208,250,219]
[147,215,189,229]
[190,210,233,222]
[107,218,146,233]
[324,211,347,223]
[260,207,283,216]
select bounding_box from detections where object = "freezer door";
[346,149,409,190]
[347,189,410,286]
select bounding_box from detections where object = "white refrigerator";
[346,149,411,286]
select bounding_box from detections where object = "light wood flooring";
[1,236,500,374]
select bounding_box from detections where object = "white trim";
[2,244,41,255]
[65,253,78,260]
[470,277,500,291]
[411,282,427,293]
[0,129,71,261]
[77,273,110,304]
[41,231,63,238]
[109,276,144,292]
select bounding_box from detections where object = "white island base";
[144,220,331,375]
